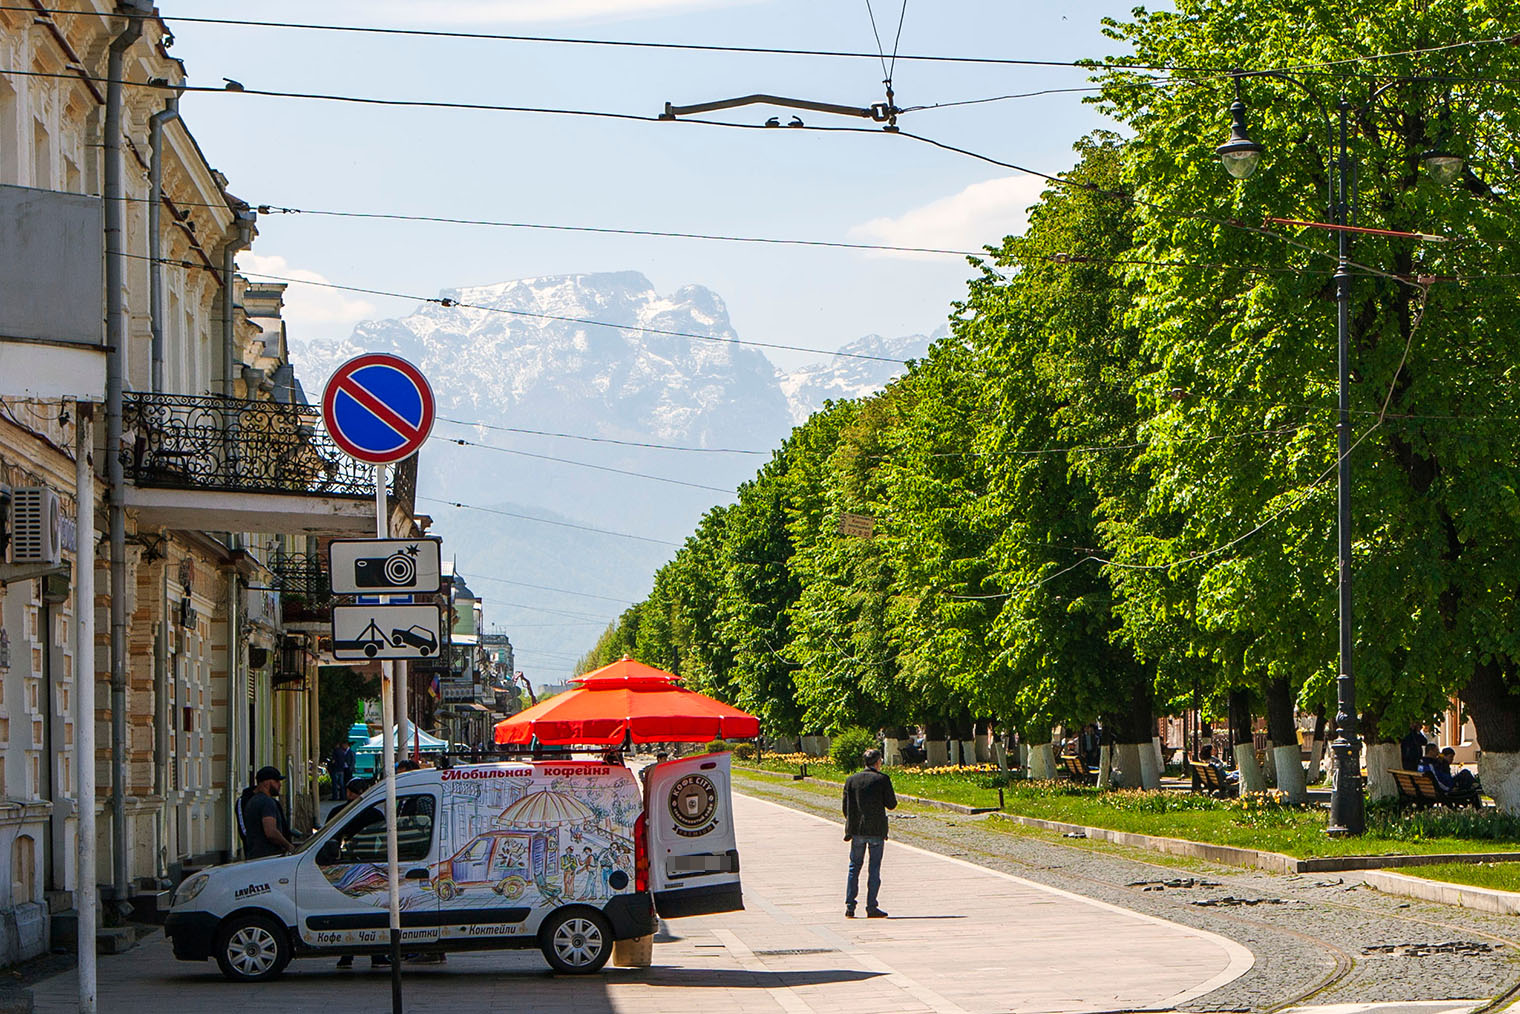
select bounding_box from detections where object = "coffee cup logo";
[668,774,717,836]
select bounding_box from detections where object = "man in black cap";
[243,766,294,859]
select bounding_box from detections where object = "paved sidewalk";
[31,792,1250,1013]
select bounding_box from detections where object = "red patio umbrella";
[494,657,760,746]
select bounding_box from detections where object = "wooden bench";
[1390,768,1481,809]
[1190,760,1238,798]
[1059,753,1098,785]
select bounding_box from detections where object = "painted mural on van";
[318,765,642,913]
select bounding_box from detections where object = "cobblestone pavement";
[31,788,1249,1014]
[733,772,1520,1013]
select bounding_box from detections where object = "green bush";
[732,742,757,761]
[829,728,880,771]
[705,739,731,754]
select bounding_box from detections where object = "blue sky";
[162,1,1152,679]
[168,0,1144,368]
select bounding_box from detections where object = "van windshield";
[291,794,369,854]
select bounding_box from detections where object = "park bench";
[1390,768,1482,810]
[1189,760,1238,798]
[1059,753,1098,785]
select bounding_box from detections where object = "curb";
[1363,870,1520,915]
[735,769,1520,876]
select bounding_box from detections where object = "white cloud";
[362,0,756,25]
[237,253,377,336]
[848,176,1048,260]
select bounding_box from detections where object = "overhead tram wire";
[445,436,737,494]
[8,6,1514,78]
[122,251,909,364]
[459,574,635,605]
[415,496,680,547]
[436,416,769,455]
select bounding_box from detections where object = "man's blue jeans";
[845,836,884,912]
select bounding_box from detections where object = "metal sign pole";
[375,463,402,1012]
[74,403,97,1014]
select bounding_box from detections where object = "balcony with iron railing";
[270,551,333,625]
[120,393,418,534]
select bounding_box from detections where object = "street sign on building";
[331,604,444,661]
[329,538,442,596]
[320,353,435,465]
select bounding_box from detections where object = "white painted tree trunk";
[1234,742,1266,793]
[1027,742,1056,780]
[1097,743,1113,790]
[1017,743,1029,771]
[1479,752,1520,812]
[882,738,905,766]
[1273,743,1307,803]
[926,739,949,767]
[1365,741,1400,800]
[960,740,978,767]
[1138,741,1161,790]
[1151,736,1165,774]
[974,738,992,764]
[993,742,1008,770]
[1113,743,1143,788]
[1305,737,1325,784]
[1262,743,1278,786]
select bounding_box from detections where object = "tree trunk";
[1265,678,1305,801]
[1027,740,1056,780]
[1463,657,1520,811]
[1229,689,1266,793]
[1097,743,1113,790]
[1305,707,1327,785]
[974,719,993,763]
[1115,679,1160,789]
[925,720,948,766]
[1365,741,1400,800]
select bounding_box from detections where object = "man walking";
[843,747,896,918]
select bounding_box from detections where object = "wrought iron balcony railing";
[122,391,411,500]
[270,551,333,623]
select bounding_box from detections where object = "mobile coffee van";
[165,753,741,981]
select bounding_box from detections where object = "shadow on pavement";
[634,968,886,988]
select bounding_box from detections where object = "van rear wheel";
[214,913,291,982]
[540,909,612,974]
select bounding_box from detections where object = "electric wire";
[126,251,910,364]
[110,193,985,259]
[445,436,737,493]
[437,416,769,455]
[460,573,634,604]
[415,496,680,547]
[9,6,1514,79]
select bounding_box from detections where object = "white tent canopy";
[356,726,450,752]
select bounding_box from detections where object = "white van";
[165,753,742,981]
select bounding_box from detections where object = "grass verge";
[1401,862,1520,893]
[737,758,1520,860]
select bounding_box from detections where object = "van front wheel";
[214,913,291,982]
[540,909,612,974]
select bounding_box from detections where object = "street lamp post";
[1215,75,1462,836]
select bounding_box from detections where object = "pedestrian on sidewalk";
[843,747,897,919]
[242,767,294,859]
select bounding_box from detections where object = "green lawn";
[735,759,1520,860]
[1402,862,1520,893]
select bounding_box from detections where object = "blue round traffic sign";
[321,353,435,465]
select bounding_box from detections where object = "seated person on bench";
[1419,744,1480,794]
[1198,744,1239,784]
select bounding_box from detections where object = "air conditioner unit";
[12,487,62,566]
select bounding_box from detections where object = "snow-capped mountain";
[779,329,941,423]
[287,270,935,681]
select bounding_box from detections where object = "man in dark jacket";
[842,748,897,918]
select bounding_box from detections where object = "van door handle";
[405,868,430,880]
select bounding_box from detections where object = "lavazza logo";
[234,882,271,900]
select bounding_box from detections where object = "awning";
[493,657,760,746]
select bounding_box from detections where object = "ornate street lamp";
[1217,75,1462,835]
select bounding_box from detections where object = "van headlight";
[173,873,209,908]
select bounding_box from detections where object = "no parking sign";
[321,353,435,465]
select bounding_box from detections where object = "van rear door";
[643,752,743,917]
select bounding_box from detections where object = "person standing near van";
[843,748,896,918]
[243,766,294,859]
